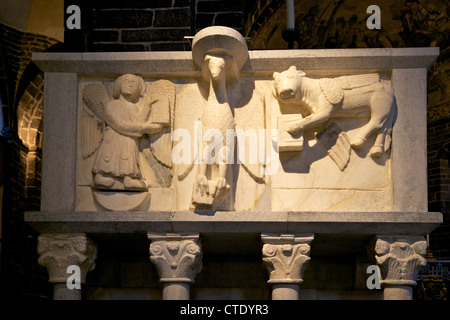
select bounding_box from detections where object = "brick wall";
[428,115,450,259]
[194,0,246,34]
[64,0,250,52]
[0,22,58,298]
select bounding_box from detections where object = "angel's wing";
[315,121,351,171]
[81,83,111,159]
[146,80,176,168]
[138,80,177,187]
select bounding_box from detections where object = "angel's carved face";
[120,75,141,100]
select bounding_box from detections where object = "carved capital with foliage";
[148,233,202,284]
[37,234,97,284]
[374,236,427,287]
[262,233,314,284]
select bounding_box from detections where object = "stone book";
[277,114,304,152]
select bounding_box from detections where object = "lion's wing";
[315,121,352,171]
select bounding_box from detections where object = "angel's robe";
[92,98,143,179]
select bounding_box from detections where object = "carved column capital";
[147,233,202,284]
[37,234,97,284]
[261,233,314,284]
[373,236,427,287]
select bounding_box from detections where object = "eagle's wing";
[315,121,352,171]
[233,79,267,183]
[81,83,110,159]
[174,81,207,180]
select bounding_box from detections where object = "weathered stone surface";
[262,233,314,300]
[32,47,439,75]
[25,211,442,235]
[372,235,427,300]
[148,233,202,300]
[37,234,97,300]
[277,114,304,152]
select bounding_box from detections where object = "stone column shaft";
[148,233,202,300]
[262,233,314,300]
[37,233,97,300]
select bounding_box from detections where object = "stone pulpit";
[26,26,442,300]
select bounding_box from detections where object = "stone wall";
[428,116,450,259]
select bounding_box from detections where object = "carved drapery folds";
[37,234,97,284]
[374,236,427,287]
[148,233,202,284]
[262,233,314,284]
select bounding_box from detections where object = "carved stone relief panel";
[269,66,396,212]
[76,75,177,211]
[172,27,270,212]
[75,26,398,213]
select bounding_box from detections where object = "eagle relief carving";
[173,26,269,212]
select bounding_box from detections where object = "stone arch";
[245,0,351,49]
[244,0,425,50]
[15,64,46,193]
[16,68,44,151]
[244,0,285,49]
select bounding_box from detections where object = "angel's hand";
[195,174,209,196]
[141,123,163,135]
[288,121,303,136]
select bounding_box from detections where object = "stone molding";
[374,236,427,287]
[261,233,314,284]
[25,211,443,235]
[32,47,439,76]
[37,234,97,284]
[148,233,202,284]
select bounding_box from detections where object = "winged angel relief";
[81,74,175,206]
